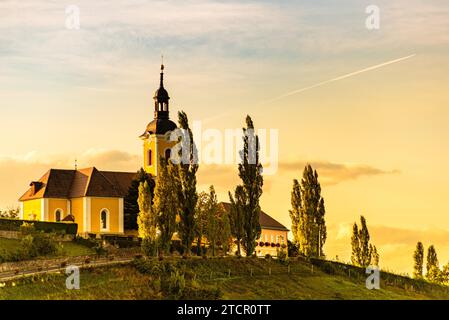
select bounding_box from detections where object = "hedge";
[0,218,78,235]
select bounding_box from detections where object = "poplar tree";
[297,165,326,257]
[359,216,372,267]
[371,244,379,267]
[124,168,154,230]
[288,179,301,246]
[426,245,440,282]
[238,115,263,256]
[351,216,378,267]
[351,223,361,266]
[153,158,178,254]
[229,186,246,256]
[204,186,220,256]
[137,181,157,241]
[137,181,158,256]
[194,192,209,256]
[413,242,424,278]
[176,111,199,255]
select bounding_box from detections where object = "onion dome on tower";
[140,64,177,138]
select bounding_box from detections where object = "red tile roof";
[19,167,137,201]
[218,202,289,232]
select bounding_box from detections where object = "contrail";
[261,54,416,105]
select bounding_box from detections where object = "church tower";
[140,64,178,176]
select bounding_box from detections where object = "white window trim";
[54,208,64,222]
[100,208,110,232]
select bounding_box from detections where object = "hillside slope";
[1,257,449,300]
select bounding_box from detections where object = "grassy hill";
[1,256,449,300]
[0,237,94,259]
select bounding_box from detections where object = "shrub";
[277,249,288,263]
[141,238,157,257]
[164,270,186,299]
[74,236,98,248]
[93,242,107,256]
[265,254,272,260]
[0,218,77,235]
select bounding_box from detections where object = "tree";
[153,157,179,254]
[194,192,209,256]
[359,216,372,267]
[204,186,220,256]
[288,179,301,246]
[413,242,424,278]
[351,223,361,266]
[295,165,326,257]
[351,215,378,267]
[137,181,157,256]
[229,186,246,256]
[176,111,199,255]
[124,168,154,230]
[220,211,232,255]
[238,115,263,256]
[426,245,440,282]
[371,244,379,267]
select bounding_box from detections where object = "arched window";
[165,148,171,163]
[55,209,63,222]
[100,209,109,231]
[148,149,152,166]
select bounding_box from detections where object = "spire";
[153,59,170,118]
[160,54,165,88]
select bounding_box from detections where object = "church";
[18,64,288,253]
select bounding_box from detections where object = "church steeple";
[140,62,178,176]
[153,63,170,119]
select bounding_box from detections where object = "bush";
[0,218,77,235]
[141,238,158,257]
[0,226,61,262]
[277,249,288,263]
[74,236,98,248]
[164,270,186,299]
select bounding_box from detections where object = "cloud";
[0,149,140,208]
[279,160,399,185]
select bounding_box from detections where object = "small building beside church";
[18,64,289,252]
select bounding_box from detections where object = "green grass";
[0,238,20,252]
[0,265,154,300]
[2,257,449,300]
[0,237,94,259]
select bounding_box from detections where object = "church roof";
[19,167,136,201]
[140,118,178,137]
[218,202,289,232]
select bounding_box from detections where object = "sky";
[1,0,448,274]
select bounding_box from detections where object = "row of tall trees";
[137,111,198,256]
[136,113,264,257]
[289,165,326,258]
[350,216,379,267]
[412,242,449,283]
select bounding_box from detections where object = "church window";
[148,150,152,166]
[55,209,62,222]
[165,148,171,162]
[100,209,109,231]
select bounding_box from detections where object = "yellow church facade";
[18,167,133,235]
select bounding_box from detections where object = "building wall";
[90,197,121,234]
[47,199,68,222]
[256,229,288,257]
[143,134,177,176]
[22,199,42,220]
[71,198,84,232]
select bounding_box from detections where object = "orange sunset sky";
[1,0,448,274]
